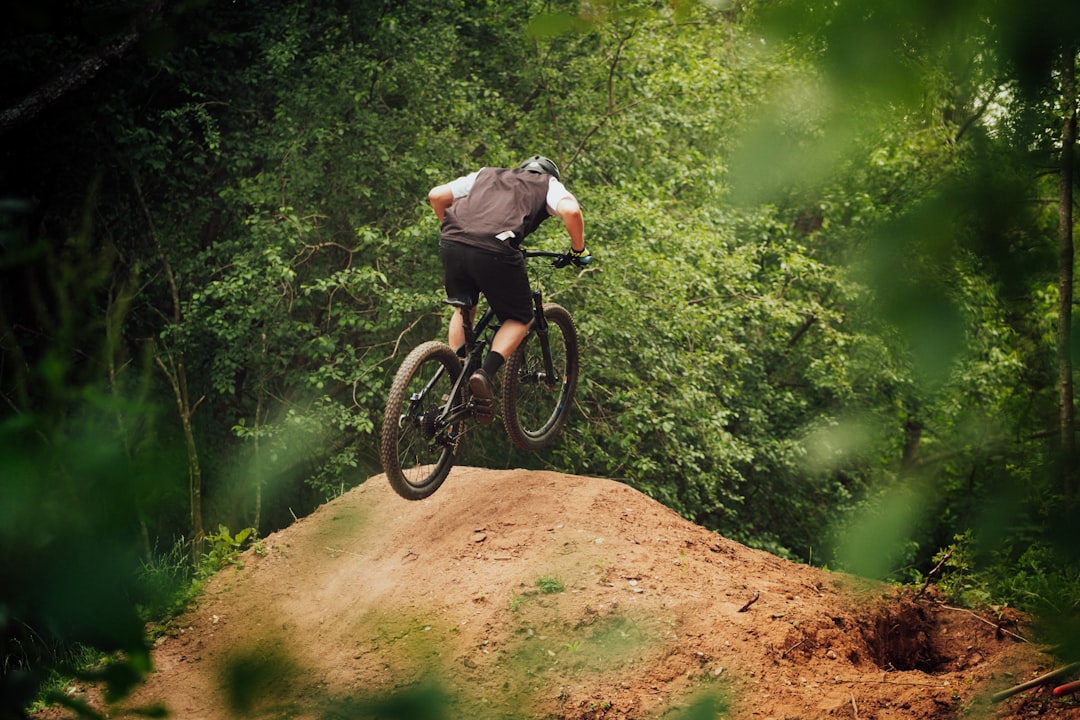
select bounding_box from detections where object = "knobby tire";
[382,341,463,500]
[502,303,579,451]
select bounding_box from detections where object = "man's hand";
[570,246,593,266]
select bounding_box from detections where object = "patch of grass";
[25,643,104,714]
[137,537,194,622]
[536,576,564,594]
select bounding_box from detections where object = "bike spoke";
[382,342,463,500]
[502,304,579,451]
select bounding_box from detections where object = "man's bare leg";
[448,307,478,355]
[490,318,531,360]
[468,318,531,423]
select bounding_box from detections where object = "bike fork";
[531,290,557,386]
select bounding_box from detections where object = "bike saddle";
[442,296,477,309]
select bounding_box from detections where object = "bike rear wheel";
[502,303,579,451]
[382,341,464,500]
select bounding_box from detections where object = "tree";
[747,0,1080,652]
[1057,47,1077,499]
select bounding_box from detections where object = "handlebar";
[521,248,593,268]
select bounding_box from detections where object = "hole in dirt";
[859,597,952,673]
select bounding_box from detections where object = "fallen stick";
[990,662,1080,703]
[780,638,805,658]
[737,591,760,612]
[935,603,1029,643]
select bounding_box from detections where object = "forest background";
[2,0,1080,715]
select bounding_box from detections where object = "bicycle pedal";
[472,398,495,425]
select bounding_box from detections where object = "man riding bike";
[427,155,590,424]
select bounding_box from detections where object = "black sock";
[482,351,505,377]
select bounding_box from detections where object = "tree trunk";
[155,347,205,565]
[1058,47,1077,499]
[106,279,154,558]
[253,345,266,534]
[901,419,923,475]
[132,169,207,563]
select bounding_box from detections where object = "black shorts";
[439,240,533,324]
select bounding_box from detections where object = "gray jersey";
[441,167,568,254]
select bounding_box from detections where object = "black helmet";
[519,155,560,181]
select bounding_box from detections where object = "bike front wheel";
[502,303,579,451]
[382,341,464,500]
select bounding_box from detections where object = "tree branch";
[0,1,166,135]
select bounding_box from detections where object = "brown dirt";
[53,468,1080,719]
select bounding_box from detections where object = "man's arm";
[555,196,585,252]
[428,184,455,221]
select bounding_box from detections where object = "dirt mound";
[56,468,1077,718]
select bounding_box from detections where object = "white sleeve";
[546,177,574,214]
[448,170,480,199]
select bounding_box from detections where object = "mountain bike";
[381,248,586,500]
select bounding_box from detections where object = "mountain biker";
[428,155,590,424]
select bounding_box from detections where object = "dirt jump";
[55,467,1080,719]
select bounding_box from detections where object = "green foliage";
[743,5,1080,663]
[5,0,1080,711]
[923,533,994,608]
[0,412,154,717]
[197,526,261,580]
[136,539,196,623]
[671,692,731,720]
[0,176,183,715]
[535,576,565,594]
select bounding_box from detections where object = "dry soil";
[51,467,1080,719]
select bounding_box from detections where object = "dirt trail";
[59,468,1078,718]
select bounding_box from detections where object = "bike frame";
[425,249,566,433]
